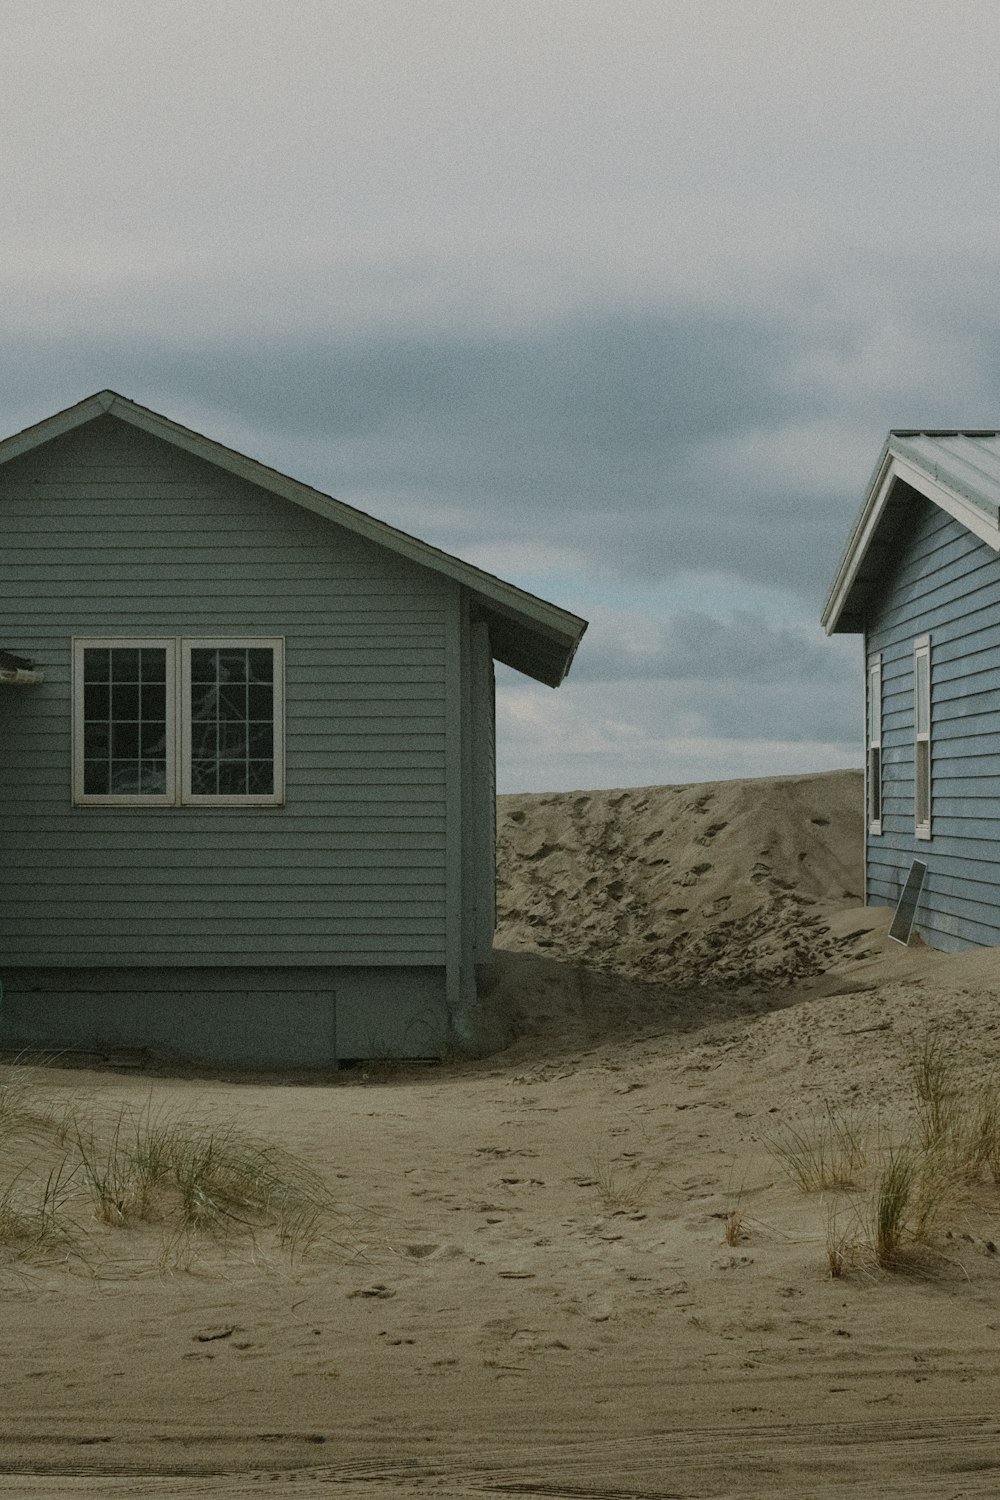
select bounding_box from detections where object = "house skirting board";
[0,966,449,1067]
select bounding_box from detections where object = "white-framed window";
[72,637,284,808]
[867,653,882,835]
[914,635,931,839]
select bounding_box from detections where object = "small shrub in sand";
[0,1072,342,1268]
[724,1208,744,1246]
[868,1143,919,1266]
[0,1162,79,1262]
[71,1105,338,1244]
[588,1147,657,1212]
[766,1103,866,1193]
[953,1075,1000,1187]
[906,1022,971,1154]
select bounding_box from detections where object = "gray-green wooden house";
[0,390,586,1065]
[823,429,1000,950]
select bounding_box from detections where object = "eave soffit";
[821,431,1000,635]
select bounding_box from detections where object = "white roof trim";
[822,442,1000,634]
[0,391,587,686]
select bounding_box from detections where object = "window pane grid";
[76,638,280,805]
[83,646,167,796]
[189,647,275,798]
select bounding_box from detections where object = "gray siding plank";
[0,418,456,968]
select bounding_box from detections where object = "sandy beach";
[3,768,1000,1497]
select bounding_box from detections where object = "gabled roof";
[0,390,587,687]
[822,429,1000,634]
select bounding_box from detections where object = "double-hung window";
[914,635,931,839]
[867,653,882,835]
[73,637,284,807]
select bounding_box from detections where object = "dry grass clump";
[0,1161,80,1261]
[767,1102,867,1193]
[768,1024,1000,1277]
[588,1146,658,1211]
[0,1068,342,1269]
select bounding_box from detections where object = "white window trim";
[72,637,177,808]
[72,636,285,809]
[914,634,931,840]
[181,637,285,808]
[867,653,882,836]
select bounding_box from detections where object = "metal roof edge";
[823,432,1000,634]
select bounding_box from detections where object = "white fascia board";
[822,447,1000,634]
[0,392,112,466]
[822,448,896,634]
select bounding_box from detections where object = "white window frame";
[72,636,285,809]
[867,653,882,835]
[914,635,931,840]
[181,637,285,808]
[72,637,177,808]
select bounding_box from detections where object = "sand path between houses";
[4,770,1000,1496]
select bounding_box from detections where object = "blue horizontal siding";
[866,491,1000,949]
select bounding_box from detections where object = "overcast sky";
[4,1,999,790]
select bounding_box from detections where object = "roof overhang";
[0,391,587,687]
[822,431,1000,635]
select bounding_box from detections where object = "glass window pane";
[218,684,247,722]
[248,722,273,757]
[190,685,217,722]
[111,683,139,720]
[83,648,111,683]
[141,683,166,720]
[111,722,140,759]
[185,643,276,800]
[190,760,218,795]
[218,726,248,759]
[190,649,216,683]
[217,649,248,683]
[84,722,110,758]
[110,761,143,793]
[248,761,274,795]
[140,762,167,795]
[869,747,881,824]
[84,683,110,720]
[247,684,272,719]
[84,760,110,795]
[80,645,173,799]
[916,740,931,825]
[190,721,218,760]
[111,649,140,682]
[140,721,167,757]
[139,648,166,683]
[217,761,249,796]
[248,649,273,683]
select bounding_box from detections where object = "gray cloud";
[571,612,855,687]
[9,276,1000,608]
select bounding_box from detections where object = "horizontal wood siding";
[866,493,1000,949]
[0,416,452,966]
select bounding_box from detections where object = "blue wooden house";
[823,429,1000,950]
[0,390,586,1065]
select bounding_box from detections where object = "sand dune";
[4,769,1000,1498]
[497,769,865,986]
